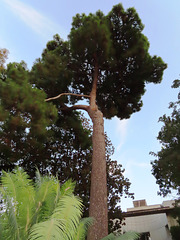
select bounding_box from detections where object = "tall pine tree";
[31,4,166,239]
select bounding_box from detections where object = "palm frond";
[53,177,61,210]
[13,168,35,235]
[101,231,140,240]
[101,233,116,240]
[1,168,35,206]
[33,175,60,223]
[115,231,140,240]
[1,171,17,201]
[73,217,94,240]
[4,195,20,240]
[1,168,89,240]
[28,218,66,240]
[60,179,76,196]
[35,169,42,188]
[52,194,83,239]
[0,213,7,240]
[29,194,84,240]
[1,168,35,239]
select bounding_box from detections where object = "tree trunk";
[87,108,108,240]
[46,58,109,239]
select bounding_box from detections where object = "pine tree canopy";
[0,61,57,170]
[31,4,166,119]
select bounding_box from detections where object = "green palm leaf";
[35,169,42,188]
[52,194,83,239]
[13,169,35,236]
[1,168,35,239]
[101,233,116,240]
[73,217,94,240]
[29,194,84,240]
[116,231,140,240]
[33,175,60,223]
[1,171,17,202]
[101,231,140,240]
[4,195,20,240]
[60,179,76,196]
[0,168,93,240]
[28,218,66,240]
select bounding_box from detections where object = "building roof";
[122,200,175,218]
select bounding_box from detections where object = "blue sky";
[1,0,180,211]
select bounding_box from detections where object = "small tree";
[32,4,166,239]
[151,80,180,197]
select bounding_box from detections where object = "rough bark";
[87,108,108,240]
[87,59,108,239]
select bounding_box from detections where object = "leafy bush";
[170,226,180,240]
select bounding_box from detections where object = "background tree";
[31,4,166,239]
[169,201,180,240]
[0,60,91,176]
[0,61,133,229]
[0,61,57,173]
[151,79,180,197]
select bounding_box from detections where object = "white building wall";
[122,213,172,240]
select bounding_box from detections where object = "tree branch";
[45,93,90,102]
[61,104,89,112]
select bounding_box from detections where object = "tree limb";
[45,93,90,102]
[61,104,89,112]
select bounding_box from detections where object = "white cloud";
[115,117,129,151]
[3,0,66,39]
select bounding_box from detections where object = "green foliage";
[0,63,132,226]
[30,4,165,230]
[32,4,166,120]
[101,231,140,240]
[0,60,91,176]
[0,168,92,240]
[151,80,180,197]
[68,4,166,119]
[70,11,112,64]
[170,226,180,240]
[0,61,57,171]
[170,204,180,227]
[0,168,137,240]
[0,4,166,238]
[73,217,93,240]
